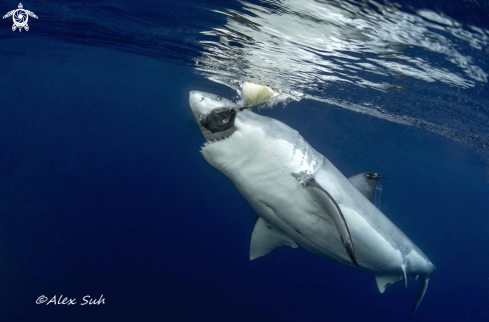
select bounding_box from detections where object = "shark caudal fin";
[411,276,430,316]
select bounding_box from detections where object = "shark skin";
[189,91,436,315]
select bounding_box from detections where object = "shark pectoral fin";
[305,179,357,265]
[411,277,429,316]
[250,217,298,260]
[348,172,384,201]
[375,275,403,293]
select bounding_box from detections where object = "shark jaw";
[189,91,237,148]
[189,83,280,148]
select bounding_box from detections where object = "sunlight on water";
[196,0,489,149]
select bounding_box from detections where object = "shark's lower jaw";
[200,135,231,152]
[199,124,235,152]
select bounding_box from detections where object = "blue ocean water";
[0,0,488,321]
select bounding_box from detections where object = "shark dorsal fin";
[348,172,384,201]
[249,217,298,260]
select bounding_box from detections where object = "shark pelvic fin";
[348,172,385,202]
[305,179,357,265]
[249,217,298,260]
[411,277,430,316]
[375,275,403,293]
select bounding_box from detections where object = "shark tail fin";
[411,276,429,316]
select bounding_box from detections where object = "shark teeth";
[200,136,230,152]
[211,136,230,143]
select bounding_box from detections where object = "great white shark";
[189,89,436,315]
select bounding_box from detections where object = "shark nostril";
[200,97,204,102]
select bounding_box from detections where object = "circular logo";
[13,10,28,28]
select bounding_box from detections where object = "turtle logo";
[3,3,38,32]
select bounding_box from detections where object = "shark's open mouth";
[199,128,233,153]
[199,106,237,133]
[198,106,239,151]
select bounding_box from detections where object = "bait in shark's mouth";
[200,106,238,133]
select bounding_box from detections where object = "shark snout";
[188,91,207,117]
[189,91,236,120]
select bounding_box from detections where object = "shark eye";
[200,97,205,102]
[217,96,222,101]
